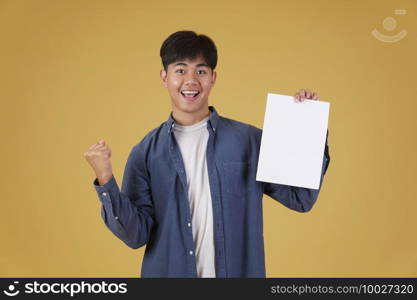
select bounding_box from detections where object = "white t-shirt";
[173,115,216,278]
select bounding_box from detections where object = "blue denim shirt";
[93,106,330,278]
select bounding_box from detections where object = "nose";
[184,71,198,86]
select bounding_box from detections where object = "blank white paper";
[256,93,330,189]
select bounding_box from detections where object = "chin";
[174,99,208,114]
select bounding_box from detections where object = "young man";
[84,31,330,278]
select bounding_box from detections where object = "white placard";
[256,93,330,189]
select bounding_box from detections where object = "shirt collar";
[166,106,219,134]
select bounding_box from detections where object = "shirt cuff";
[93,175,119,203]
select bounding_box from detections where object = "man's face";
[160,55,216,116]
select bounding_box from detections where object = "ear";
[211,70,217,85]
[160,69,168,88]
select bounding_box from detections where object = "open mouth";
[180,90,200,101]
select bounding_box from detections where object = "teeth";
[182,91,199,95]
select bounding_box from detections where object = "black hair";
[160,30,218,71]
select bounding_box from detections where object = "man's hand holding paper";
[256,89,330,189]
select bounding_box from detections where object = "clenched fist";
[84,139,113,186]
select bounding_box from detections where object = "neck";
[172,107,210,126]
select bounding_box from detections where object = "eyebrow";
[173,62,209,68]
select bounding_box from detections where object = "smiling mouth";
[181,90,200,100]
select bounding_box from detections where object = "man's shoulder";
[132,121,167,151]
[219,115,262,136]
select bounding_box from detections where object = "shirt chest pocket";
[221,161,252,197]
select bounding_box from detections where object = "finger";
[91,146,106,154]
[299,90,306,101]
[89,141,102,150]
[92,140,106,150]
[294,94,300,102]
[84,150,97,158]
[96,145,108,152]
[305,89,311,98]
[96,140,106,147]
[312,92,319,100]
[87,144,96,151]
[299,91,305,102]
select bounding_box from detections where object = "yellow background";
[1,0,416,277]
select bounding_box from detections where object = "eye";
[175,69,184,74]
[197,70,207,75]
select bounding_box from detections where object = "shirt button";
[115,216,119,220]
[187,222,191,227]
[102,192,107,196]
[189,250,193,255]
